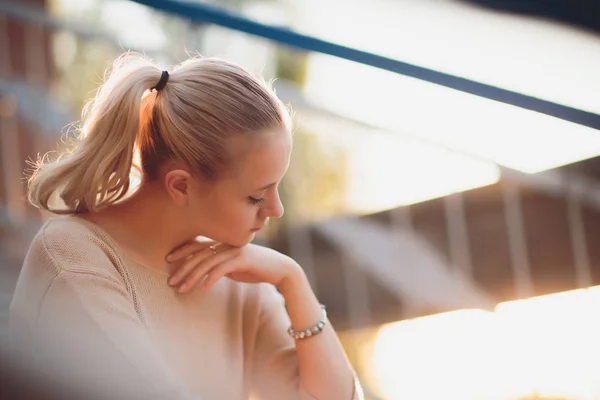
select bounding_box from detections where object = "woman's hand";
[165,241,302,293]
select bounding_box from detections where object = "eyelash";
[248,196,265,206]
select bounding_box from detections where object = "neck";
[82,184,195,275]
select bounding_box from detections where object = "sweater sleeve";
[249,285,364,400]
[13,266,198,400]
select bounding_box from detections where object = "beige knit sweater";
[9,216,362,400]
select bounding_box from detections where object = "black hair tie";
[152,70,169,91]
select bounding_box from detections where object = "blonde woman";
[9,54,363,400]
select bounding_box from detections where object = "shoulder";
[28,216,125,278]
[10,217,130,333]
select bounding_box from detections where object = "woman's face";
[186,128,292,247]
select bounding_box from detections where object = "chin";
[224,233,255,248]
[244,232,257,245]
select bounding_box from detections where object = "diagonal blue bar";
[131,0,600,130]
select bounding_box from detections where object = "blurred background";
[2,0,600,398]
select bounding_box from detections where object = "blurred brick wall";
[0,0,54,264]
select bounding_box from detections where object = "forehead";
[227,128,292,185]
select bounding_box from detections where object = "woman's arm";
[278,263,360,400]
[167,241,363,399]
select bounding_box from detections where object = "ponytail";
[28,52,289,214]
[28,53,162,214]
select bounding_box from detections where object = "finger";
[170,243,236,286]
[200,257,243,293]
[166,240,217,262]
[178,247,241,293]
[168,246,216,286]
[166,240,218,262]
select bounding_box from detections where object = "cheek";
[200,197,257,229]
[212,204,260,246]
[225,205,256,227]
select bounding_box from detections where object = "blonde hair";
[27,53,289,214]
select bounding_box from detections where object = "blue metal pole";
[130,0,600,131]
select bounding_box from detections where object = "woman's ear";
[164,169,192,206]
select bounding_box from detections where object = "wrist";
[276,260,323,334]
[277,258,309,297]
[287,304,327,340]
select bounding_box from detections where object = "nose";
[269,195,285,219]
[262,192,284,219]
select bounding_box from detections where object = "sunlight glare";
[368,287,600,400]
[298,113,500,213]
[300,0,600,173]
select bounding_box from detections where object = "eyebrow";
[256,182,276,191]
